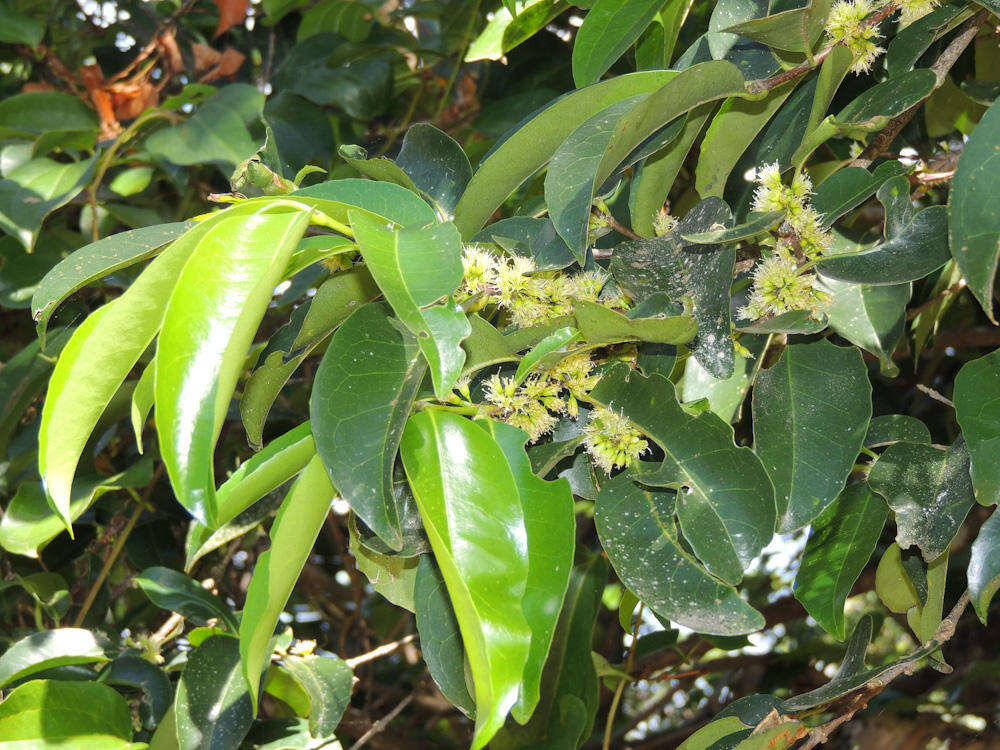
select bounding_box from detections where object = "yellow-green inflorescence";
[741,163,832,321]
[825,0,885,74]
[583,406,649,474]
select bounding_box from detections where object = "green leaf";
[954,347,1000,505]
[812,161,908,229]
[820,276,910,375]
[311,302,425,550]
[131,356,156,451]
[574,298,697,347]
[338,144,419,194]
[396,123,473,219]
[865,414,931,448]
[868,439,975,561]
[350,523,421,611]
[677,716,751,750]
[969,508,1000,623]
[807,44,854,133]
[136,566,238,631]
[876,542,922,614]
[514,326,581,385]
[906,549,949,669]
[736,309,828,334]
[147,84,264,169]
[281,654,353,738]
[467,0,570,61]
[413,556,476,717]
[0,156,96,251]
[572,0,666,86]
[492,555,609,750]
[682,211,783,244]
[591,363,776,586]
[175,635,253,750]
[476,420,576,722]
[454,70,679,238]
[156,201,311,524]
[793,483,888,640]
[240,455,335,711]
[0,92,97,139]
[292,177,437,228]
[678,335,766,424]
[349,211,469,398]
[0,4,44,46]
[595,471,765,635]
[473,217,577,271]
[0,629,107,688]
[101,653,172,729]
[886,4,975,78]
[0,461,153,558]
[546,97,644,262]
[297,0,371,41]
[612,198,736,378]
[0,679,136,748]
[31,222,193,342]
[400,411,532,749]
[752,340,872,530]
[723,0,831,53]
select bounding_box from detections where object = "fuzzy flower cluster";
[740,248,827,321]
[457,245,626,328]
[751,164,830,259]
[898,0,938,25]
[825,0,884,74]
[583,406,649,474]
[481,353,600,441]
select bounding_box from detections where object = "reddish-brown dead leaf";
[212,0,248,38]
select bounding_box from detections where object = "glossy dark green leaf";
[752,340,871,530]
[591,363,776,586]
[682,211,783,244]
[349,211,469,398]
[0,156,96,251]
[812,161,908,228]
[298,0,371,40]
[492,555,608,750]
[575,299,697,346]
[572,0,665,86]
[954,347,1000,505]
[865,414,931,448]
[794,483,887,640]
[136,567,238,631]
[0,629,107,688]
[735,309,828,334]
[240,456,335,711]
[101,653,172,728]
[396,123,473,219]
[969,508,1000,623]
[413,555,476,717]
[146,84,264,169]
[0,4,42,46]
[723,0,831,53]
[886,4,975,77]
[868,439,975,561]
[477,419,576,722]
[837,69,937,131]
[156,201,311,525]
[281,654,353,738]
[30,222,194,341]
[816,206,950,284]
[473,217,577,271]
[782,614,939,711]
[339,144,419,193]
[400,411,532,749]
[311,303,425,550]
[175,635,253,750]
[612,198,736,378]
[0,679,135,748]
[821,276,910,375]
[595,472,765,635]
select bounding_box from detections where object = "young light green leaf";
[466,0,569,61]
[0,156,96,251]
[349,211,470,398]
[794,483,888,640]
[752,340,872,531]
[595,472,765,635]
[136,566,238,631]
[868,438,975,561]
[0,629,107,688]
[514,326,581,385]
[572,0,666,86]
[311,303,425,550]
[954,347,1000,505]
[969,508,1000,623]
[876,542,922,614]
[175,635,253,750]
[131,356,156,452]
[156,201,311,525]
[281,654,354,739]
[591,363,776,586]
[241,456,335,711]
[400,410,532,749]
[31,222,194,341]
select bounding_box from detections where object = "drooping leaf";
[723,0,832,53]
[0,629,107,688]
[868,438,975,561]
[0,156,96,251]
[875,542,922,614]
[311,303,425,550]
[572,0,666,86]
[0,679,136,748]
[794,483,888,640]
[969,508,1000,623]
[396,123,473,219]
[281,654,354,739]
[678,335,766,424]
[240,455,334,711]
[175,635,253,750]
[400,411,532,749]
[820,276,910,375]
[612,198,736,378]
[156,201,311,525]
[350,524,421,611]
[954,347,1000,505]
[136,567,238,631]
[349,211,470,399]
[591,363,776,586]
[735,309,829,335]
[595,471,765,635]
[752,340,871,531]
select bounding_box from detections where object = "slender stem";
[603,604,644,750]
[432,0,482,121]
[309,210,356,239]
[74,502,144,626]
[347,692,416,750]
[376,83,424,158]
[345,634,417,668]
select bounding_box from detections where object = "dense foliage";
[2,0,1000,748]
